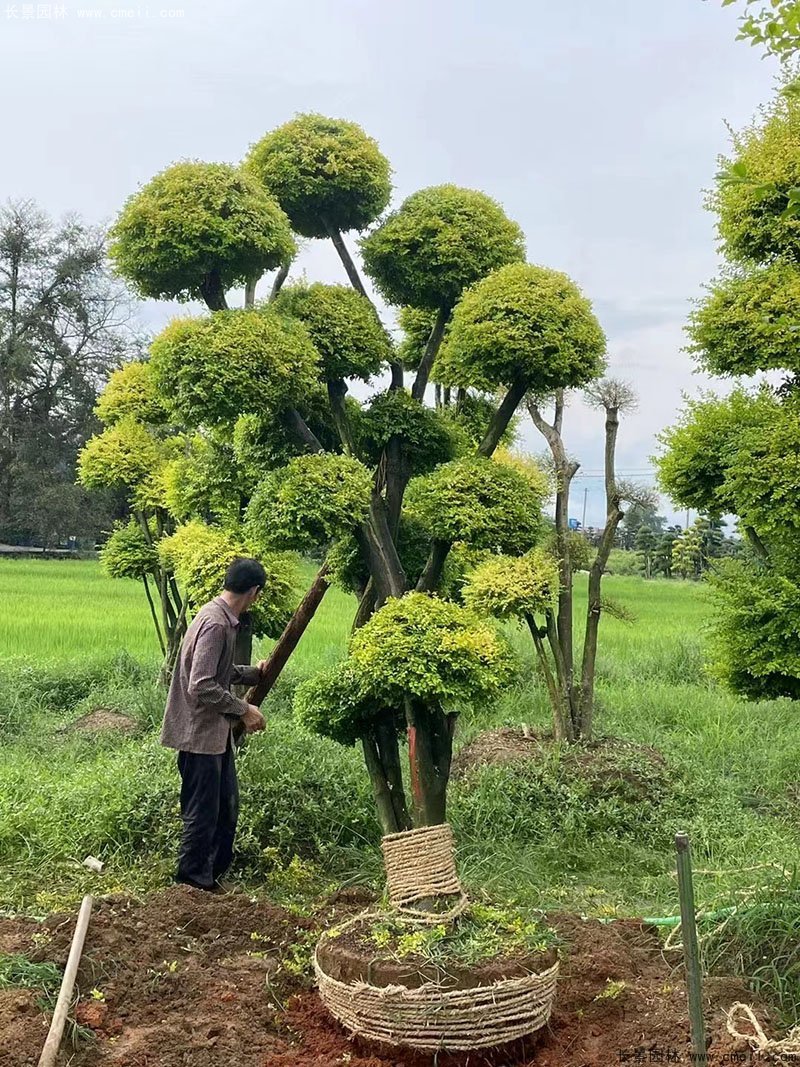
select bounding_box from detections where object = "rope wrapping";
[315,945,559,1051]
[381,823,468,923]
[726,1003,800,1064]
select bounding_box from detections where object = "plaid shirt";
[160,597,261,755]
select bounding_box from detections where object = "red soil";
[0,889,766,1067]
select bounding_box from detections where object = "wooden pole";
[675,833,707,1063]
[38,894,93,1067]
[245,562,331,707]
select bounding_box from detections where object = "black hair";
[223,557,267,594]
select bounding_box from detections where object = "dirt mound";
[0,890,762,1067]
[66,708,139,735]
[5,886,315,1067]
[453,728,668,796]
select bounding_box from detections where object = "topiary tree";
[102,115,608,900]
[657,78,800,698]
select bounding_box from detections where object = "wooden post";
[245,562,331,707]
[38,895,93,1067]
[675,832,707,1063]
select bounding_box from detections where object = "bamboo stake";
[38,894,94,1067]
[675,833,707,1063]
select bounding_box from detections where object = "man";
[161,557,268,893]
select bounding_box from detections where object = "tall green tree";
[656,82,800,696]
[0,200,137,545]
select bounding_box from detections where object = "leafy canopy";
[724,397,800,543]
[159,520,295,639]
[462,550,559,620]
[95,361,169,426]
[100,519,159,581]
[246,113,391,238]
[161,434,243,527]
[273,282,391,382]
[77,417,165,495]
[150,307,319,426]
[654,387,779,514]
[713,87,800,264]
[404,455,546,553]
[349,592,515,708]
[440,262,606,391]
[245,452,372,553]
[294,661,391,747]
[708,560,800,699]
[361,185,525,310]
[109,162,296,302]
[356,389,465,473]
[688,261,800,376]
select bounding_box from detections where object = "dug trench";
[0,885,762,1067]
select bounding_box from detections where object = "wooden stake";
[38,894,93,1067]
[675,833,707,1063]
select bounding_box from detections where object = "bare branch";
[584,377,638,414]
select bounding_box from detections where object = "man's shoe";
[175,876,222,894]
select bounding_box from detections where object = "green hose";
[598,903,762,927]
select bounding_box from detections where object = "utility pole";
[685,507,690,532]
[582,487,588,530]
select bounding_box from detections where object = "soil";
[315,916,558,990]
[64,709,140,735]
[0,888,767,1067]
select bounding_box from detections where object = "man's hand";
[242,705,265,734]
[257,659,270,677]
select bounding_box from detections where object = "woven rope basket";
[381,823,468,923]
[315,946,559,1051]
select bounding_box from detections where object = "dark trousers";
[176,734,239,890]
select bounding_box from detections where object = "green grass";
[2,558,800,1004]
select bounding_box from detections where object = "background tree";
[0,200,137,546]
[656,82,800,696]
[522,378,652,740]
[634,524,658,578]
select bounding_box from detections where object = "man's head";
[223,557,267,610]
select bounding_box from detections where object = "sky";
[0,0,781,527]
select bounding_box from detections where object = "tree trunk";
[478,378,527,457]
[577,405,622,740]
[406,700,455,827]
[244,275,259,308]
[525,613,570,742]
[375,716,412,832]
[141,574,165,657]
[269,263,290,302]
[527,396,581,735]
[245,563,331,707]
[362,733,401,835]
[199,269,228,311]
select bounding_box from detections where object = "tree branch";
[477,378,527,457]
[411,306,449,402]
[284,407,323,453]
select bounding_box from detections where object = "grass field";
[2,556,800,1018]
